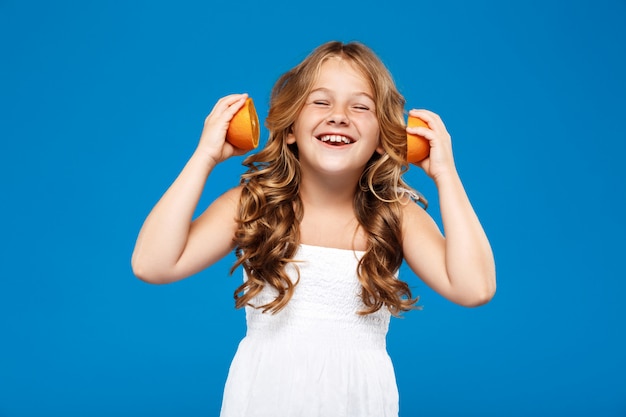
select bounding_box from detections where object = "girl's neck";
[298,172,366,251]
[298,171,357,209]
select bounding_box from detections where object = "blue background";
[1,1,625,416]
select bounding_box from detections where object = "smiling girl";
[132,41,496,417]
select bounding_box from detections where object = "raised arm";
[401,109,496,307]
[131,94,249,284]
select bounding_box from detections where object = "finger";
[215,93,248,106]
[408,109,444,130]
[406,126,435,140]
[207,93,248,119]
[217,93,248,109]
[231,147,249,157]
[408,108,438,119]
[222,94,249,119]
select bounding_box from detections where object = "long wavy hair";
[231,41,424,315]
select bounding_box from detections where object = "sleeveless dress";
[219,244,399,417]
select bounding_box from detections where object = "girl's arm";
[131,94,249,284]
[401,110,496,307]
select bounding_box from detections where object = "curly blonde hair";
[231,41,424,315]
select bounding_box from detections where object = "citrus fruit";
[406,115,430,163]
[226,97,260,151]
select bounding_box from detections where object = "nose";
[326,107,350,126]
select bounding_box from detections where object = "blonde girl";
[132,41,496,417]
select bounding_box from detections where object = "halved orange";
[226,97,260,151]
[406,115,430,163]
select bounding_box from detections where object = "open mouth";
[316,134,355,146]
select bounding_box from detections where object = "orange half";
[226,97,260,151]
[406,115,430,163]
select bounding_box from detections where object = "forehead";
[311,57,373,96]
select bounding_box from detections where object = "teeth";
[319,135,352,144]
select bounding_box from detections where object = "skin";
[131,58,496,308]
[286,58,382,251]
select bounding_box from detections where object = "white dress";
[220,244,399,417]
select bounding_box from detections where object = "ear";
[375,139,384,155]
[286,126,296,145]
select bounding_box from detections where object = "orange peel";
[226,97,260,151]
[406,115,430,163]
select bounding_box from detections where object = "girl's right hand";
[196,93,250,165]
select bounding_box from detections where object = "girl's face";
[287,57,382,178]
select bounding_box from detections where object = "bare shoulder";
[179,185,244,271]
[196,184,243,224]
[399,194,438,234]
[216,184,244,206]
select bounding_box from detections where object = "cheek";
[369,123,381,144]
[370,125,383,154]
[365,115,380,134]
[354,114,379,136]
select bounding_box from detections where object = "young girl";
[132,41,496,417]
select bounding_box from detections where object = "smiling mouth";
[316,134,355,145]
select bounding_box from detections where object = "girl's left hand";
[406,109,457,181]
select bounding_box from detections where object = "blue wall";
[1,1,625,416]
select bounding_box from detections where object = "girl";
[132,41,496,417]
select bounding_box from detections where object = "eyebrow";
[308,87,375,102]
